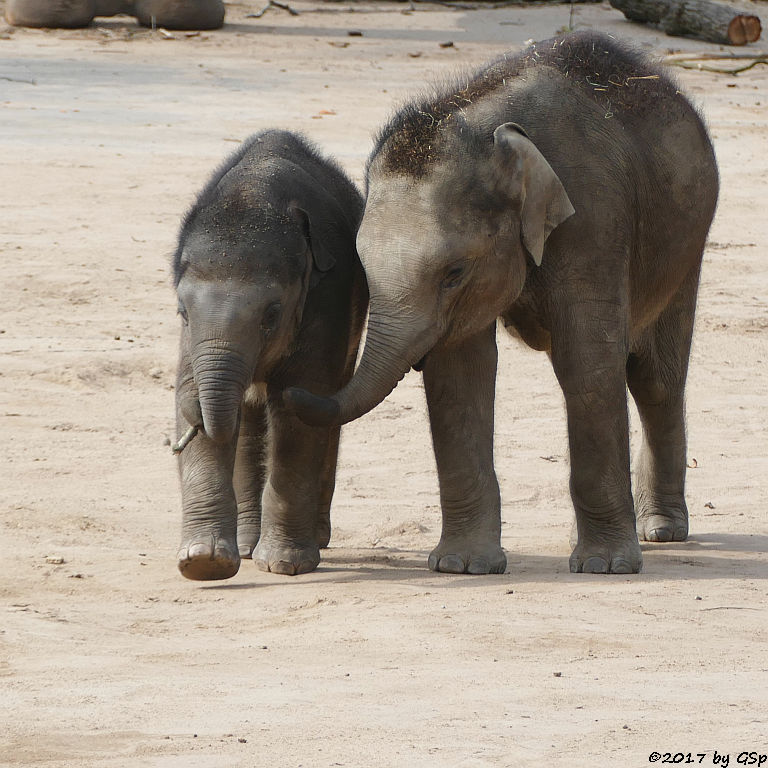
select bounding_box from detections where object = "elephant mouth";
[412,355,427,372]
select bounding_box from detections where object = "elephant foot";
[428,539,507,574]
[177,535,240,581]
[636,506,688,543]
[252,537,320,576]
[569,534,643,574]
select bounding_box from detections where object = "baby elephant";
[172,130,367,580]
[285,32,719,576]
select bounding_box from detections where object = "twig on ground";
[282,0,569,13]
[664,51,768,60]
[665,55,768,74]
[1,75,36,84]
[248,0,299,18]
[408,0,576,10]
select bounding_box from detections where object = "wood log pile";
[610,0,762,45]
[5,0,226,30]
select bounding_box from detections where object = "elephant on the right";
[285,31,719,576]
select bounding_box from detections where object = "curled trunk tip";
[283,388,342,427]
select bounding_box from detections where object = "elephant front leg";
[551,317,642,574]
[233,400,267,559]
[422,324,506,575]
[176,420,240,581]
[251,398,332,576]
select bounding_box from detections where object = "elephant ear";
[492,123,575,266]
[287,203,337,274]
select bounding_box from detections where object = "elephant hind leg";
[627,267,701,543]
[251,398,336,576]
[314,426,341,549]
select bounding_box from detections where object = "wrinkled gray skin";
[285,32,719,576]
[173,130,367,580]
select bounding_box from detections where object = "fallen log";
[133,0,225,30]
[5,0,96,28]
[610,0,762,45]
[5,0,225,29]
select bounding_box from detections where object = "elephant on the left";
[172,130,368,580]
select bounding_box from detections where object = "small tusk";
[171,425,199,454]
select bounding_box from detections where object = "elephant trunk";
[192,346,251,444]
[284,301,435,427]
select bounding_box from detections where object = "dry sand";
[1,1,767,765]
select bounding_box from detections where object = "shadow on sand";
[198,532,768,590]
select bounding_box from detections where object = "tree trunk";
[610,0,762,45]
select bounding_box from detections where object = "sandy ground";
[1,0,767,765]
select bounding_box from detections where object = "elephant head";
[175,179,336,444]
[284,122,574,427]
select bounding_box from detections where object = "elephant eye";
[443,265,465,289]
[177,301,189,325]
[261,302,282,334]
